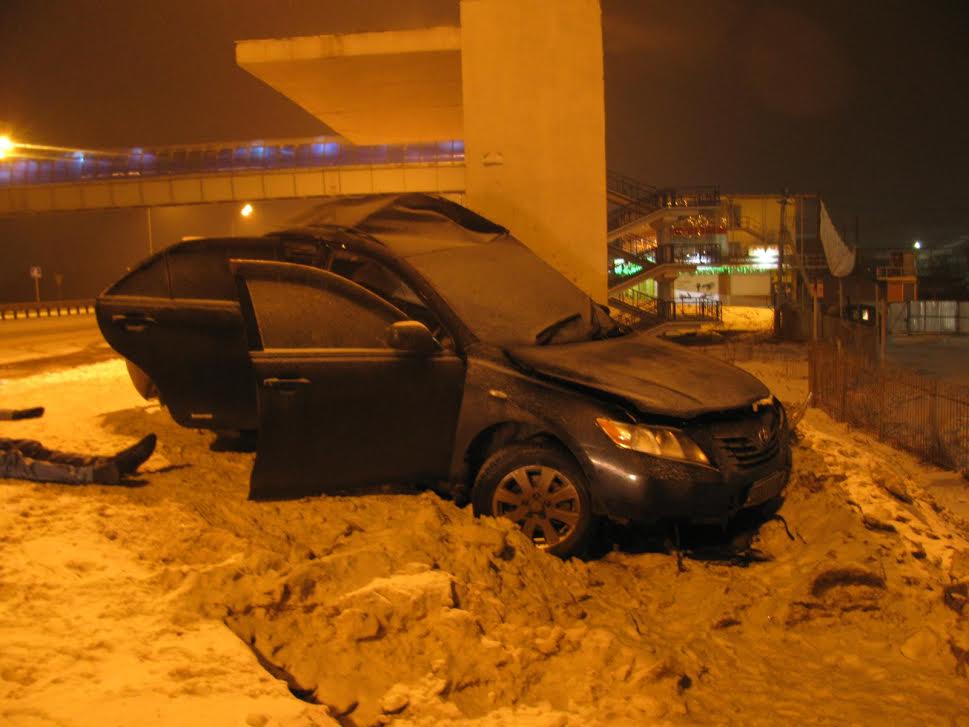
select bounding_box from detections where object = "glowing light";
[913,240,922,250]
[750,246,779,265]
[612,258,643,277]
[696,264,775,274]
[0,136,13,160]
[240,203,254,218]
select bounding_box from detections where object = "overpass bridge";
[0,136,466,214]
[0,131,725,328]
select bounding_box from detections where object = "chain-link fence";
[682,339,809,386]
[809,342,969,472]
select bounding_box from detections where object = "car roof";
[277,193,508,259]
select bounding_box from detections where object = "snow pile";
[0,486,335,727]
[2,353,969,725]
[143,494,684,725]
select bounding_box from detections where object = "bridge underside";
[236,28,463,146]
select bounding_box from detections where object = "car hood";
[507,333,770,419]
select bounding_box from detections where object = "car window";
[169,242,277,300]
[280,240,327,268]
[245,275,405,350]
[329,251,452,346]
[106,254,169,298]
[407,237,599,345]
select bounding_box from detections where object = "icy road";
[1,356,968,726]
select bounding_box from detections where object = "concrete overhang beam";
[236,27,463,146]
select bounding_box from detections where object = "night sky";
[1,0,967,248]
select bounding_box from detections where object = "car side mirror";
[386,321,439,355]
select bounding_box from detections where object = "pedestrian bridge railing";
[0,136,467,214]
[0,137,465,188]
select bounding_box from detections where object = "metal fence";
[819,314,878,359]
[669,297,722,322]
[888,300,969,335]
[693,340,809,381]
[809,342,969,472]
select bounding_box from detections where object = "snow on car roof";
[283,193,508,258]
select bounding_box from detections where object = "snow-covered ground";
[2,358,968,726]
[718,305,774,333]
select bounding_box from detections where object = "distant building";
[606,190,840,317]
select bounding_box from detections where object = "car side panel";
[98,296,257,430]
[249,350,465,499]
[452,353,613,494]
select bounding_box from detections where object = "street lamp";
[240,202,254,218]
[913,240,922,250]
[0,136,14,160]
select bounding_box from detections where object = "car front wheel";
[472,443,594,558]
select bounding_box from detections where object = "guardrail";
[0,299,96,321]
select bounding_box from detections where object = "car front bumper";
[587,432,792,524]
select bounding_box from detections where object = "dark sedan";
[97,194,790,556]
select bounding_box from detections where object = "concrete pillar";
[655,220,673,260]
[460,0,607,302]
[658,278,674,303]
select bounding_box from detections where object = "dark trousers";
[0,438,107,484]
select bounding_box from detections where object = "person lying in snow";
[0,406,156,485]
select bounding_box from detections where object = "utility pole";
[812,285,819,342]
[146,207,154,255]
[29,266,42,303]
[878,292,888,366]
[875,281,882,362]
[774,191,790,337]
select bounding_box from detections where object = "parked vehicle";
[97,194,790,556]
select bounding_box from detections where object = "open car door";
[232,259,466,499]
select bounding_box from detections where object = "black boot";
[113,434,157,476]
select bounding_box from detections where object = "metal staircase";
[609,288,663,330]
[608,185,721,239]
[605,171,723,328]
[609,288,723,330]
[606,170,658,206]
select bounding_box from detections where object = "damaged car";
[97,194,790,557]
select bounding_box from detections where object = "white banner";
[819,202,856,277]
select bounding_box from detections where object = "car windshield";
[406,236,626,346]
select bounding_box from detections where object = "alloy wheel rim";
[491,465,582,549]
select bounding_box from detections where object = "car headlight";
[596,418,710,466]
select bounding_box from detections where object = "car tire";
[472,442,595,558]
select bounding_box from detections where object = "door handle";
[262,377,312,391]
[111,313,156,333]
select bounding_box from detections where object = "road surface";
[0,314,115,377]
